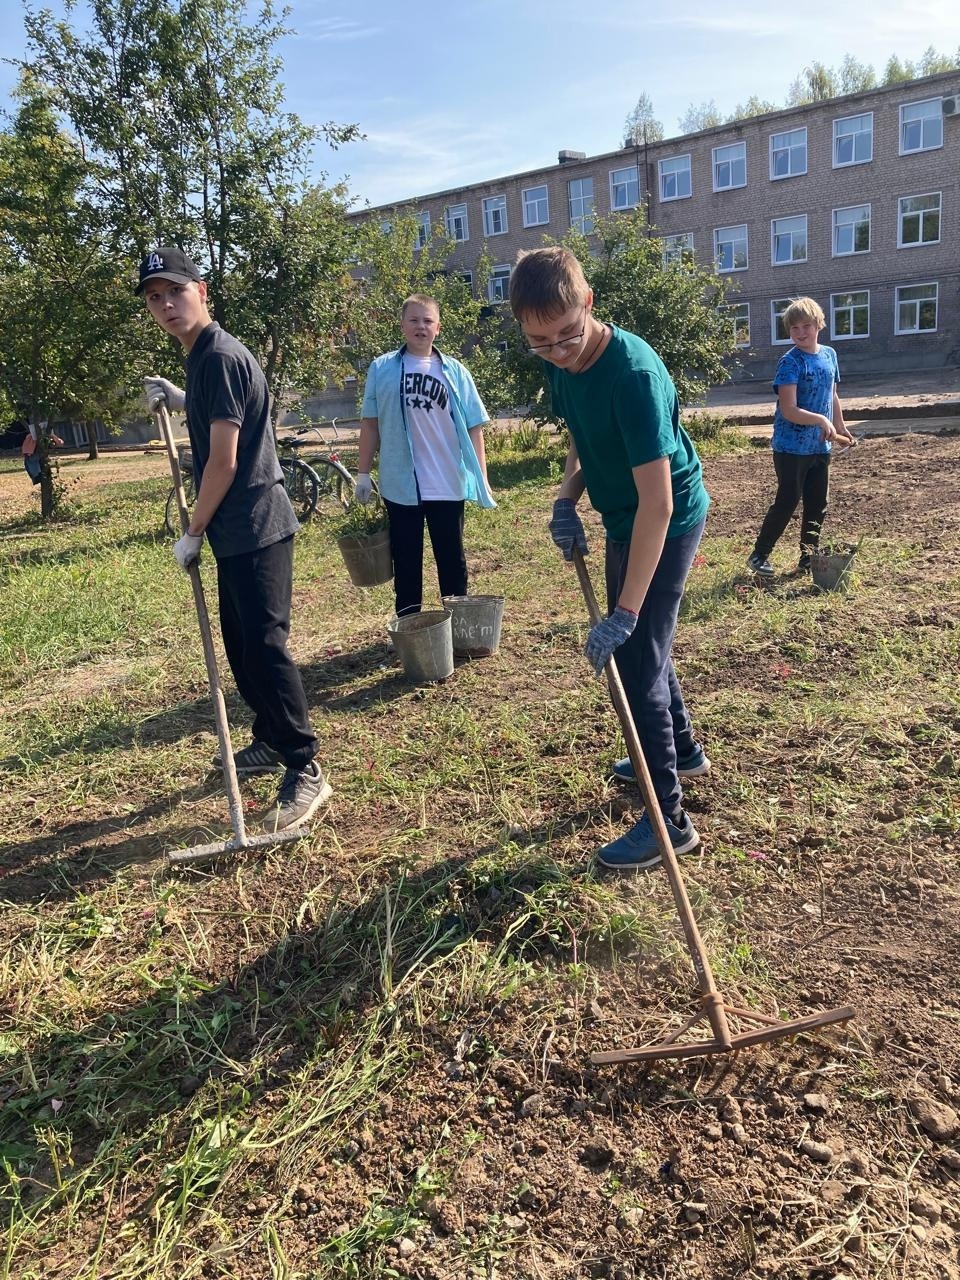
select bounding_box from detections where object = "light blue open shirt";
[361,345,496,509]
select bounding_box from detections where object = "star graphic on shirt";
[410,395,424,409]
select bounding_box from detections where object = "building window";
[833,113,873,167]
[488,264,511,304]
[610,165,640,210]
[456,270,473,291]
[832,204,871,256]
[445,203,469,242]
[771,298,793,344]
[568,177,595,232]
[771,214,808,265]
[714,224,748,272]
[898,192,941,247]
[770,128,807,179]
[712,142,746,192]
[831,290,870,340]
[522,185,549,227]
[663,231,694,265]
[415,212,431,249]
[483,195,508,237]
[895,282,938,333]
[900,99,943,154]
[720,302,751,348]
[379,219,393,235]
[659,155,692,201]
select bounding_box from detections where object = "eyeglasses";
[522,307,587,355]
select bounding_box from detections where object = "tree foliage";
[623,93,664,145]
[677,101,723,134]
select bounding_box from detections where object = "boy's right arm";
[356,418,380,503]
[777,385,836,442]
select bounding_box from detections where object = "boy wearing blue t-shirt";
[509,247,710,872]
[748,296,856,577]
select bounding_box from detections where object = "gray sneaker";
[262,761,332,831]
[747,552,775,577]
[213,739,283,776]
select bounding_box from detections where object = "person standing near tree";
[355,293,495,617]
[139,246,329,832]
[509,246,710,873]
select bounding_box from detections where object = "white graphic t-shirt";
[402,353,463,500]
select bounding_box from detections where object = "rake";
[572,548,854,1064]
[155,402,307,866]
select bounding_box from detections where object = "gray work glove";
[354,473,373,504]
[145,375,186,412]
[173,531,203,571]
[548,497,588,561]
[585,607,637,676]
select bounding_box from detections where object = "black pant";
[754,451,830,559]
[384,497,467,617]
[216,537,318,771]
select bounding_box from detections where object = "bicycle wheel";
[280,457,321,521]
[165,472,196,536]
[308,457,355,518]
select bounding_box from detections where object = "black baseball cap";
[135,246,204,295]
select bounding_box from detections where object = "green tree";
[883,55,916,84]
[0,76,147,517]
[787,61,840,106]
[678,101,723,134]
[838,55,877,93]
[623,93,664,144]
[23,0,359,415]
[918,45,958,76]
[728,95,778,121]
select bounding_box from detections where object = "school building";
[357,70,960,383]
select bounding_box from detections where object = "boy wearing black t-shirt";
[138,247,329,831]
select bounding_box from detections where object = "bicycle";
[163,424,355,535]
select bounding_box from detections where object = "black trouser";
[384,497,467,617]
[754,451,830,559]
[216,536,318,771]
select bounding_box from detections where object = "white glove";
[354,473,373,504]
[145,376,186,412]
[173,531,203,570]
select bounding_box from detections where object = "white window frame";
[720,302,751,348]
[609,165,640,211]
[769,127,807,180]
[833,112,873,167]
[832,204,871,257]
[659,154,692,202]
[457,270,473,289]
[568,177,595,232]
[487,264,511,304]
[713,224,748,273]
[663,231,694,266]
[482,195,508,237]
[771,298,793,345]
[770,214,808,265]
[415,211,431,249]
[445,203,469,242]
[712,142,746,192]
[522,185,549,227]
[830,290,870,341]
[899,98,943,155]
[895,282,938,334]
[897,192,941,248]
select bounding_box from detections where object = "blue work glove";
[585,607,637,676]
[173,531,203,571]
[548,497,588,561]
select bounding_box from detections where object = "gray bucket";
[337,528,393,587]
[443,594,505,657]
[811,546,856,591]
[387,610,454,683]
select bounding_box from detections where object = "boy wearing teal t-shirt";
[509,247,710,872]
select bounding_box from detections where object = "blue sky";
[3,0,959,208]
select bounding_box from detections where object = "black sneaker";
[796,551,812,572]
[747,552,775,577]
[262,761,332,832]
[213,739,283,776]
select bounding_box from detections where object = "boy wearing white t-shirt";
[357,295,495,616]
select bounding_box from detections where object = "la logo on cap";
[147,252,164,272]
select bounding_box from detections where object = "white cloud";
[298,16,382,41]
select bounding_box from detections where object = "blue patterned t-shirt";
[771,345,840,456]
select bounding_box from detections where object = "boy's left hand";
[585,607,637,676]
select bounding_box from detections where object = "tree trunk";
[86,421,100,460]
[39,448,55,519]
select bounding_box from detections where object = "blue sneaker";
[612,744,711,784]
[597,811,701,871]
